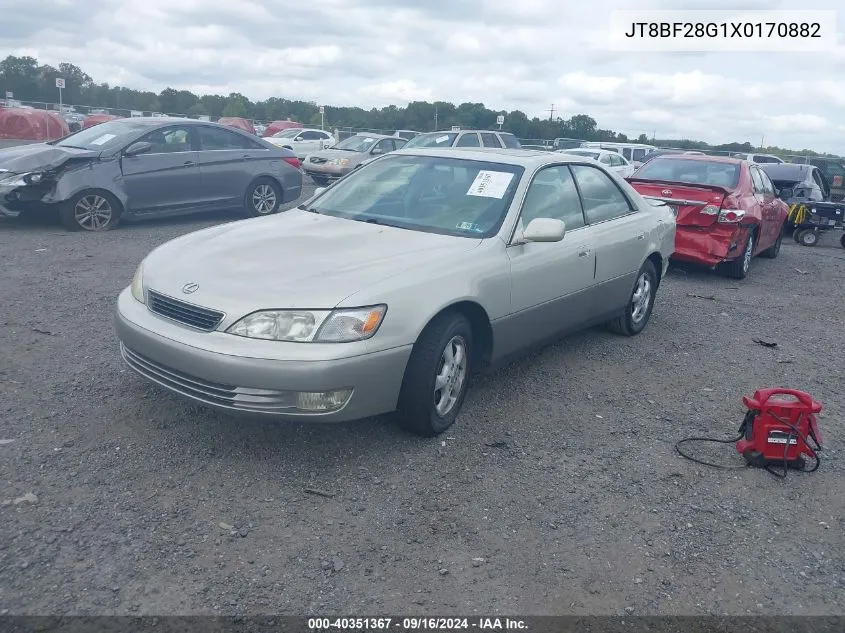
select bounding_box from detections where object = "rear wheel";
[760,229,783,258]
[798,229,819,247]
[723,230,754,279]
[607,260,657,336]
[395,313,474,437]
[244,177,282,217]
[59,190,122,232]
[840,233,845,249]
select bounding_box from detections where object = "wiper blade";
[296,204,321,213]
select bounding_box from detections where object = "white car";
[265,127,335,159]
[559,148,635,178]
[731,153,784,164]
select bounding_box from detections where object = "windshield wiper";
[296,204,321,213]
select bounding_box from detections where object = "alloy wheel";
[251,184,277,214]
[74,194,113,231]
[433,335,468,417]
[631,272,652,324]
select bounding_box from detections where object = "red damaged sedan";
[627,155,788,279]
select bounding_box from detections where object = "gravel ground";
[0,196,843,617]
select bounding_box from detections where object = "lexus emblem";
[182,283,199,294]
[661,189,672,196]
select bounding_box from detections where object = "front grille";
[309,157,327,164]
[147,291,224,331]
[120,344,297,412]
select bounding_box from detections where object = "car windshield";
[333,135,379,152]
[404,133,457,148]
[272,128,303,139]
[634,157,741,188]
[304,154,524,238]
[53,120,152,151]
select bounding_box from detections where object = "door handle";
[183,160,195,166]
[579,249,591,257]
[637,233,645,240]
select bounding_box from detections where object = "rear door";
[120,124,201,214]
[195,125,265,209]
[748,165,774,247]
[571,163,649,313]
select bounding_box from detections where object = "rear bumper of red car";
[672,225,748,267]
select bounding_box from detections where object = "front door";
[499,164,597,359]
[121,124,201,214]
[749,165,775,248]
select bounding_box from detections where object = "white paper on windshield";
[363,137,374,143]
[89,133,116,146]
[466,170,514,198]
[435,135,450,143]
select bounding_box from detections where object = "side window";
[480,132,502,148]
[394,138,408,149]
[622,148,632,160]
[749,167,765,193]
[372,139,393,154]
[197,126,254,150]
[319,131,333,140]
[758,170,775,195]
[599,154,613,165]
[610,155,624,167]
[500,133,520,148]
[456,133,480,147]
[632,148,648,162]
[300,131,321,140]
[519,165,585,230]
[141,126,193,153]
[570,164,632,224]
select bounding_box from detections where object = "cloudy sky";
[1,0,844,152]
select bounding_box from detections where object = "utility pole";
[760,134,765,149]
[547,103,555,121]
[434,104,438,131]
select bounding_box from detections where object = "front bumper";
[114,288,413,422]
[671,224,747,267]
[303,161,349,180]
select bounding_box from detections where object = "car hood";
[142,209,482,318]
[0,144,100,174]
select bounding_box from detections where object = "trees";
[0,54,823,156]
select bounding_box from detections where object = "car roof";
[349,133,395,139]
[392,147,587,167]
[758,163,811,177]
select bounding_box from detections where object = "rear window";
[634,158,741,188]
[753,155,782,164]
[632,148,648,161]
[500,133,520,149]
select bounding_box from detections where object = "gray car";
[0,118,303,231]
[115,148,676,436]
[403,130,521,150]
[302,133,406,186]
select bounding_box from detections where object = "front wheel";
[607,260,657,336]
[797,229,818,247]
[395,313,474,437]
[59,190,122,232]
[244,177,282,217]
[722,230,754,279]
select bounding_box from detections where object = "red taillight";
[717,196,746,223]
[283,156,300,169]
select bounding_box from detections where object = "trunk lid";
[627,179,729,227]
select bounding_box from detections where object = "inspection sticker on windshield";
[89,133,116,146]
[466,170,514,198]
[363,137,374,143]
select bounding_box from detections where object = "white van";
[580,142,657,167]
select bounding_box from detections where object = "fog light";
[296,388,353,412]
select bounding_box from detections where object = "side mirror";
[314,187,327,196]
[520,218,566,243]
[371,147,384,155]
[294,136,304,142]
[123,141,152,157]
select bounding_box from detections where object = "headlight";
[330,158,350,167]
[0,172,30,187]
[227,305,387,342]
[130,264,145,303]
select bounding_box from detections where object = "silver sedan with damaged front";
[115,148,675,437]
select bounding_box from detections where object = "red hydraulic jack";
[676,388,824,478]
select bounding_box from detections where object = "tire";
[793,228,803,243]
[59,190,122,232]
[798,229,818,247]
[607,260,658,336]
[244,177,282,217]
[760,228,783,258]
[395,312,474,437]
[722,230,754,280]
[840,233,845,249]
